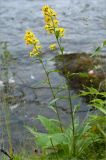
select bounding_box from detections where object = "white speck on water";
[31,74,35,80]
[10,104,20,111]
[0,81,4,88]
[25,115,28,118]
[9,77,15,84]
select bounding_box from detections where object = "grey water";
[0,0,106,154]
[0,0,106,54]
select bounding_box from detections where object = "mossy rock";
[55,53,106,91]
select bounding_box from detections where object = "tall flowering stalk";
[42,5,76,156]
[24,5,76,156]
[24,30,63,132]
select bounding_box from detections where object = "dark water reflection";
[0,0,106,155]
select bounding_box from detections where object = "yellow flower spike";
[42,5,64,37]
[44,16,51,23]
[42,5,49,14]
[53,19,59,26]
[49,43,57,50]
[24,30,42,57]
[36,45,42,50]
[44,24,50,31]
[56,28,65,37]
[33,39,39,45]
[42,5,57,17]
[44,25,54,34]
[24,30,37,45]
[29,51,35,57]
[29,47,40,57]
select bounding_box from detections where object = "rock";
[55,53,106,91]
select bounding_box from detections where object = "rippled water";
[0,0,106,155]
[0,0,106,54]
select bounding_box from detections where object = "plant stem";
[54,28,76,156]
[47,15,76,155]
[39,57,63,132]
[67,81,75,156]
[50,138,59,160]
[2,47,13,158]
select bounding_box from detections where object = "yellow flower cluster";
[49,43,57,50]
[24,31,39,45]
[24,30,41,57]
[29,45,41,57]
[42,5,64,37]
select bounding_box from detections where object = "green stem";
[52,19,76,155]
[67,81,75,156]
[39,57,63,132]
[50,138,59,160]
[2,51,13,158]
[45,15,76,155]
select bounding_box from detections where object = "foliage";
[80,87,106,114]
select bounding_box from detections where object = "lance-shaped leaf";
[37,115,62,133]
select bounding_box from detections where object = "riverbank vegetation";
[0,5,106,160]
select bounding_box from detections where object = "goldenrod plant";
[23,5,106,160]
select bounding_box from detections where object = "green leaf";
[48,98,59,107]
[61,47,64,52]
[40,132,68,149]
[55,30,60,39]
[26,126,51,148]
[90,99,106,114]
[92,104,106,114]
[79,72,89,78]
[48,69,60,74]
[97,125,106,137]
[37,115,61,133]
[48,98,60,113]
[49,106,57,113]
[95,46,101,52]
[26,126,37,136]
[80,87,99,96]
[73,104,80,114]
[91,47,101,57]
[46,133,68,147]
[103,40,106,46]
[26,125,68,149]
[36,133,51,148]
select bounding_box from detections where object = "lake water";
[0,0,106,54]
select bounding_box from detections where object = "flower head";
[42,5,57,17]
[24,30,39,45]
[56,28,65,37]
[24,30,42,57]
[42,5,64,37]
[29,48,41,57]
[49,43,57,50]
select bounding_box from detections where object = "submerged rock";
[55,53,106,91]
